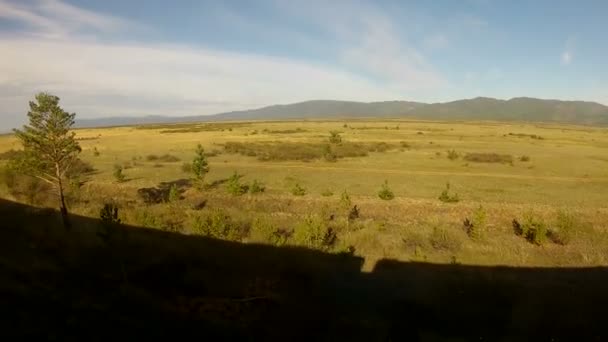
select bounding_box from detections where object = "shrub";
[93,147,100,157]
[1,167,51,205]
[137,187,168,204]
[249,179,265,194]
[463,206,487,240]
[464,153,513,164]
[291,183,306,196]
[168,184,180,202]
[226,171,248,196]
[113,165,125,183]
[339,190,352,209]
[513,211,548,245]
[329,131,342,144]
[0,149,23,160]
[378,180,394,200]
[158,154,180,162]
[438,182,459,203]
[98,203,121,244]
[146,154,159,161]
[447,149,459,160]
[250,218,290,246]
[520,155,531,162]
[323,144,337,162]
[429,226,463,252]
[400,141,411,149]
[192,210,248,241]
[348,205,360,222]
[292,216,336,249]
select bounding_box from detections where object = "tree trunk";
[56,163,71,231]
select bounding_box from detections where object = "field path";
[224,162,608,183]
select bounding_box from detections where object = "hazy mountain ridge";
[75,97,608,128]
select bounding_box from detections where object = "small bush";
[323,144,337,162]
[137,187,169,204]
[378,180,394,200]
[438,182,459,203]
[1,168,52,205]
[250,218,290,246]
[464,153,513,164]
[292,216,336,250]
[192,210,249,241]
[226,171,248,196]
[168,184,180,202]
[98,203,122,244]
[463,206,487,240]
[400,141,411,149]
[429,226,463,252]
[513,211,548,245]
[157,154,180,162]
[520,155,531,162]
[249,179,265,194]
[447,149,459,160]
[93,147,100,157]
[291,183,306,196]
[329,131,342,144]
[339,190,352,209]
[348,205,360,222]
[146,154,159,161]
[113,165,125,183]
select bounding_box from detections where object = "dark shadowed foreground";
[0,199,606,341]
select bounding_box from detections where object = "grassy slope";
[1,119,608,268]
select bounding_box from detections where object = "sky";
[1,0,607,130]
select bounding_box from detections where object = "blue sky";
[1,0,607,129]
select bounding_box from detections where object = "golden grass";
[1,119,607,267]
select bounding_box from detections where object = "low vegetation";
[464,152,513,164]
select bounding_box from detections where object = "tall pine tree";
[12,93,81,230]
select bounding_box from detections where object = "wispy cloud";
[0,0,133,37]
[0,0,448,130]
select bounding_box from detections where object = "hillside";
[75,97,608,128]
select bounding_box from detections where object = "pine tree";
[191,144,209,189]
[12,93,81,230]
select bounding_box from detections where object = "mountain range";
[75,97,608,128]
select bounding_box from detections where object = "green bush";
[249,179,265,194]
[291,183,306,196]
[438,182,459,203]
[250,218,290,246]
[168,184,180,202]
[292,216,336,250]
[1,167,51,205]
[463,206,487,240]
[429,226,463,252]
[113,165,125,183]
[513,211,548,245]
[226,172,248,196]
[192,210,248,241]
[378,180,395,200]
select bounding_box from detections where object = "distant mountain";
[75,98,608,128]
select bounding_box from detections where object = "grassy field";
[1,119,608,268]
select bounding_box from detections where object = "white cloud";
[561,51,572,65]
[0,0,447,130]
[0,0,132,37]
